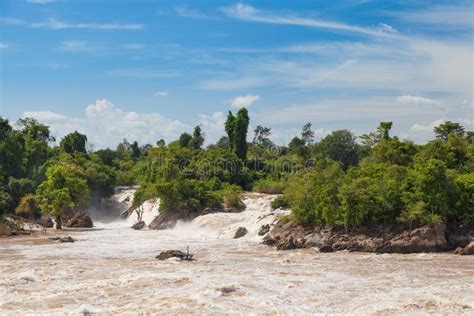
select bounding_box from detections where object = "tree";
[189,126,204,149]
[130,141,141,160]
[36,162,90,229]
[60,131,88,154]
[318,130,359,170]
[360,121,393,147]
[252,125,273,147]
[379,121,393,140]
[15,194,40,220]
[225,109,249,160]
[301,122,315,145]
[156,139,166,147]
[178,132,192,148]
[225,111,236,151]
[288,136,307,157]
[434,121,465,141]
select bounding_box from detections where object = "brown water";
[1,194,473,315]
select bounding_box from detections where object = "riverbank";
[262,219,474,255]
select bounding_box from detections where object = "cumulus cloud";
[411,119,445,132]
[22,100,188,149]
[230,94,261,108]
[154,91,168,97]
[59,41,90,52]
[198,112,226,143]
[396,95,437,105]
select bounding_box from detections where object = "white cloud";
[396,95,437,105]
[175,6,209,19]
[59,41,90,52]
[23,111,66,121]
[392,4,473,29]
[198,112,226,143]
[0,42,8,49]
[154,91,168,97]
[411,119,445,132]
[222,3,400,38]
[106,69,177,79]
[120,43,145,50]
[22,100,188,149]
[230,94,260,108]
[1,17,143,30]
[198,77,264,91]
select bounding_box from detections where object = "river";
[0,192,473,314]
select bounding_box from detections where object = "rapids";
[0,190,473,314]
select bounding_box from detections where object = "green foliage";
[369,138,418,166]
[60,131,88,154]
[317,130,359,170]
[178,132,192,148]
[225,108,249,161]
[190,126,205,150]
[15,194,41,218]
[36,160,90,217]
[253,179,286,194]
[434,121,465,141]
[271,195,290,210]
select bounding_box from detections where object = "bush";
[216,184,244,209]
[271,195,290,210]
[253,179,286,194]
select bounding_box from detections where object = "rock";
[65,212,93,228]
[258,224,270,236]
[149,210,191,230]
[131,221,145,230]
[234,227,248,239]
[156,250,193,261]
[454,241,474,255]
[380,223,447,253]
[217,286,237,294]
[39,215,54,228]
[318,243,333,253]
[49,236,75,243]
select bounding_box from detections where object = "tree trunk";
[55,215,62,229]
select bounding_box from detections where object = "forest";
[1,108,473,230]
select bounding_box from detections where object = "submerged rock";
[65,212,93,228]
[156,250,193,261]
[454,241,474,255]
[234,227,248,239]
[39,215,54,228]
[49,236,75,243]
[131,221,145,230]
[217,286,237,294]
[258,224,270,236]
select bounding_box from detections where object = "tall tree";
[379,121,393,140]
[224,111,236,151]
[178,132,192,148]
[130,141,141,160]
[319,130,359,170]
[190,126,204,149]
[301,122,315,145]
[253,125,273,147]
[234,108,250,160]
[434,121,465,141]
[60,131,88,154]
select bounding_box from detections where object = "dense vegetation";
[0,110,472,230]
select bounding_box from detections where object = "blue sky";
[0,0,472,148]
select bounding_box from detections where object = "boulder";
[217,286,237,294]
[379,223,447,253]
[156,250,193,261]
[258,224,270,236]
[65,212,93,228]
[234,227,248,239]
[454,241,474,255]
[131,221,145,230]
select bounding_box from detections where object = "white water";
[1,190,473,314]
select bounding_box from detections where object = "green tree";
[225,108,249,160]
[36,161,90,229]
[318,130,359,170]
[60,131,88,154]
[15,194,41,219]
[434,121,465,141]
[253,125,273,147]
[178,132,192,148]
[301,122,315,145]
[190,126,205,149]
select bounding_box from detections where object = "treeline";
[1,109,473,229]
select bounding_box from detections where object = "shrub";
[253,179,286,194]
[271,195,290,210]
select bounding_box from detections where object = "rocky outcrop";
[264,220,473,254]
[148,209,192,230]
[0,215,30,236]
[258,224,270,236]
[156,250,193,261]
[234,227,248,239]
[131,221,145,230]
[454,241,474,255]
[65,212,93,228]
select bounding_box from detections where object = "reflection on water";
[1,194,473,314]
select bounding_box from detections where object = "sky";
[0,0,472,149]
